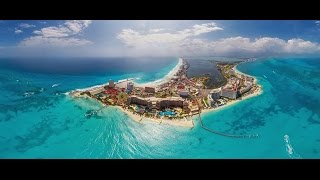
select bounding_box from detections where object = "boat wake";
[24,91,35,97]
[284,134,302,159]
[23,87,45,97]
[52,83,61,88]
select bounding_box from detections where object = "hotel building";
[108,79,115,88]
[127,82,134,92]
[127,96,190,113]
[220,88,237,99]
[145,87,156,94]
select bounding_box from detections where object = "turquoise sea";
[0,57,319,158]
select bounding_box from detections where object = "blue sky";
[1,20,320,57]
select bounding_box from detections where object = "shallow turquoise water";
[0,57,320,158]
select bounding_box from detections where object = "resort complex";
[70,58,262,127]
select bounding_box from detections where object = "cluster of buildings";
[86,79,117,96]
[207,69,256,108]
[155,61,200,99]
[72,58,258,121]
[124,59,200,117]
[127,96,190,112]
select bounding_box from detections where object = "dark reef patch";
[15,117,56,153]
[313,149,318,154]
[308,114,320,125]
[224,107,267,134]
[13,114,81,153]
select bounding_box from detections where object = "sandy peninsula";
[69,57,262,129]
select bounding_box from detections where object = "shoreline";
[116,106,194,128]
[66,78,135,95]
[201,87,263,116]
[233,64,258,83]
[67,57,182,95]
[201,63,263,116]
[134,57,183,88]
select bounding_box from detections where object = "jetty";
[197,111,259,138]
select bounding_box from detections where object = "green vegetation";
[117,92,128,104]
[204,96,208,105]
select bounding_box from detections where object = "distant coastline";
[135,58,182,88]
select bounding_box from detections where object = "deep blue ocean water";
[0,57,319,158]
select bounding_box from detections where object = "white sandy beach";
[233,64,260,84]
[68,57,183,95]
[135,57,183,88]
[67,78,136,95]
[117,106,194,128]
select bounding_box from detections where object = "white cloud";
[64,20,92,34]
[33,26,70,38]
[149,28,165,33]
[315,21,320,26]
[19,23,36,28]
[15,29,23,34]
[117,23,320,57]
[181,22,223,36]
[19,20,92,47]
[185,37,320,56]
[118,22,223,48]
[19,36,92,47]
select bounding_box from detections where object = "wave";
[118,78,135,83]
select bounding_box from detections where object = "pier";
[191,92,258,139]
[197,112,259,138]
[85,105,107,118]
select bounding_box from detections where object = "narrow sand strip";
[135,57,183,88]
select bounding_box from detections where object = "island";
[69,58,262,128]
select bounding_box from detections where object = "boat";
[52,83,60,88]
